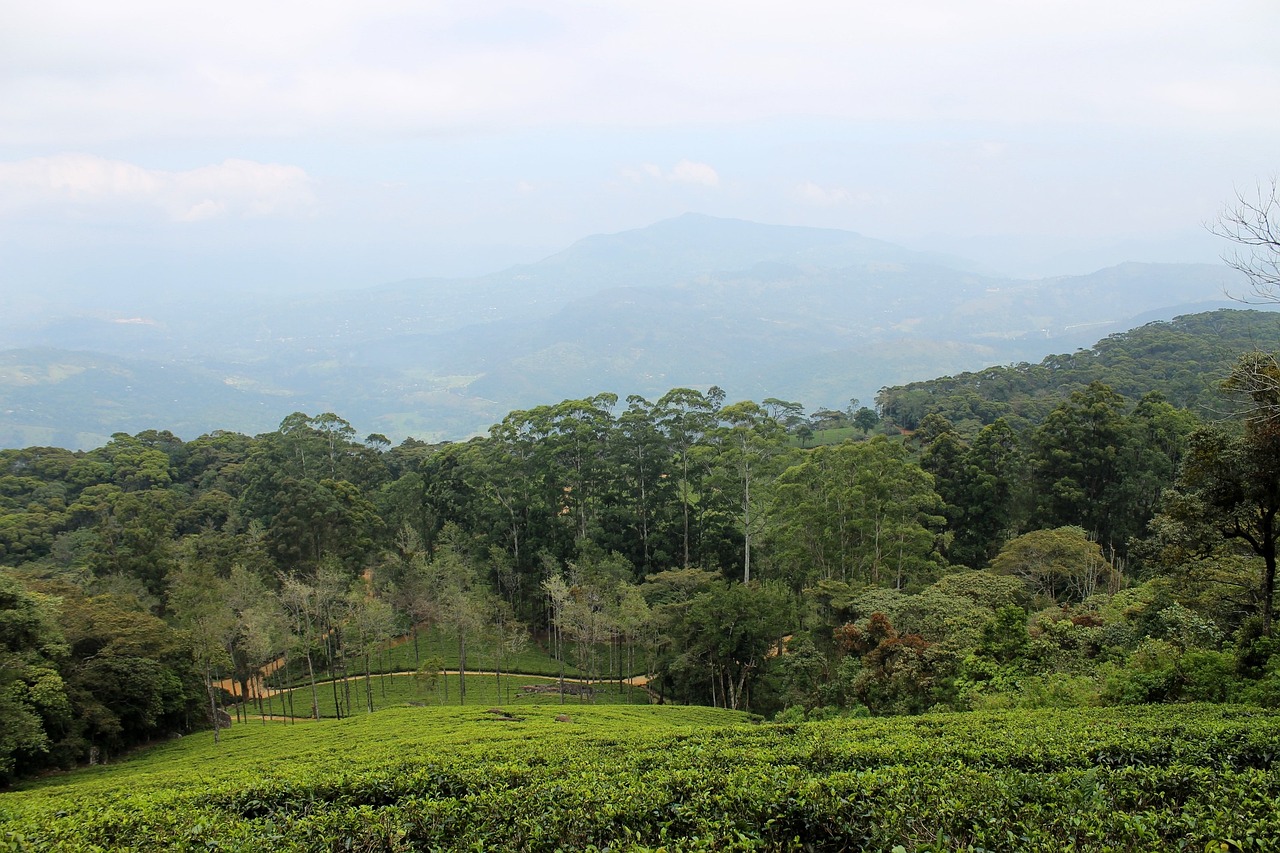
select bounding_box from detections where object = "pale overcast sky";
[2,0,1278,306]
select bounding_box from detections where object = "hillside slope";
[876,308,1280,430]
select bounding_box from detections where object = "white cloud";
[0,155,317,221]
[6,0,1273,147]
[670,160,720,187]
[177,199,228,222]
[794,181,871,206]
[623,160,720,187]
[974,141,1009,161]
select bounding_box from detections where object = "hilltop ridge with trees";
[876,308,1280,432]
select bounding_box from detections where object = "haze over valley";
[0,213,1258,449]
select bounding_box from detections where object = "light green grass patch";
[262,671,648,719]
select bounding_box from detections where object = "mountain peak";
[535,213,958,284]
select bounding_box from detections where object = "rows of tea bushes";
[4,704,1278,851]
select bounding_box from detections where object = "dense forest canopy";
[876,309,1280,432]
[2,308,1280,782]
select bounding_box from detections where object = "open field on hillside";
[265,626,626,691]
[255,671,649,719]
[4,704,1279,851]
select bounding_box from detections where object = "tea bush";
[3,704,1278,851]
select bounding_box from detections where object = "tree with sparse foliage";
[990,526,1113,604]
[1212,178,1280,304]
[168,562,235,743]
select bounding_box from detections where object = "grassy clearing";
[5,704,1279,851]
[267,626,627,690]
[257,671,649,719]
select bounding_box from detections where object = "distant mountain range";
[0,213,1261,450]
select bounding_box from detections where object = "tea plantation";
[3,703,1279,851]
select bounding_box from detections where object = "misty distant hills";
[0,214,1261,450]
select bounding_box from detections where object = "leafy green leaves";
[6,704,1280,851]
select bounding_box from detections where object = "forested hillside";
[877,308,1280,431]
[2,308,1280,783]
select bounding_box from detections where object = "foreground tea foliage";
[4,704,1279,851]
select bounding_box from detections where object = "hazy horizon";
[2,1,1277,317]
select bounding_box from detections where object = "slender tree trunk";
[627,639,635,704]
[305,651,320,720]
[734,666,751,712]
[636,448,651,569]
[239,671,254,721]
[1263,523,1276,635]
[558,623,566,706]
[205,667,221,745]
[334,626,350,717]
[742,447,752,584]
[458,632,467,705]
[682,453,691,567]
[330,654,342,720]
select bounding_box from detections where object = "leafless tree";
[1211,178,1280,303]
[1210,180,1280,424]
[1224,350,1280,426]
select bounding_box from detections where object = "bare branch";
[1210,178,1280,304]
[1223,349,1280,426]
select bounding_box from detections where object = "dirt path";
[215,654,290,701]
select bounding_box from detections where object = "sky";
[2,0,1278,310]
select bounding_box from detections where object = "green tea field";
[4,704,1279,851]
